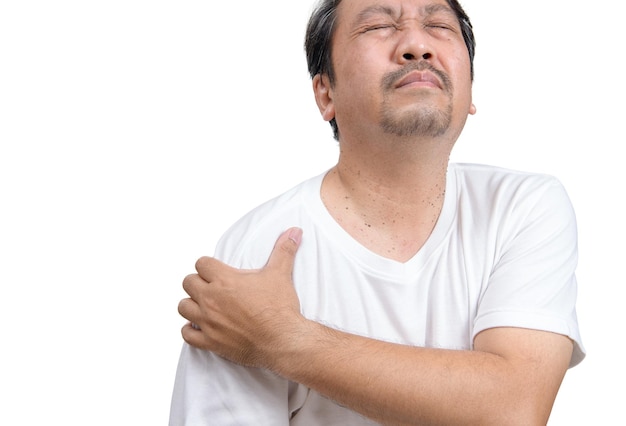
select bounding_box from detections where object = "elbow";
[477,388,556,426]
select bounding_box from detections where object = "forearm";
[270,320,553,426]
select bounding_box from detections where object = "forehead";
[337,0,456,24]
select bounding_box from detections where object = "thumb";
[264,227,302,274]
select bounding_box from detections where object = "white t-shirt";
[169,163,585,425]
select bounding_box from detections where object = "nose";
[402,51,432,61]
[395,26,434,63]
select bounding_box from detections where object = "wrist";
[270,316,337,383]
[266,316,325,377]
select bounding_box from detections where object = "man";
[171,0,585,424]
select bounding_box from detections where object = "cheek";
[336,54,373,84]
[335,38,389,82]
[445,50,473,98]
[334,57,381,102]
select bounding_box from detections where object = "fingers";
[179,298,213,352]
[181,273,206,301]
[181,322,208,349]
[265,227,303,274]
[195,256,230,281]
[178,296,202,325]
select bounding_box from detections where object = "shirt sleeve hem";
[473,310,586,368]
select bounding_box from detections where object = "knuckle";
[281,241,297,256]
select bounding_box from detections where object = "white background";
[1,0,624,424]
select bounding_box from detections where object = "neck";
[321,134,452,262]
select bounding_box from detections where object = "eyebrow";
[353,2,457,27]
[423,3,457,19]
[352,5,397,27]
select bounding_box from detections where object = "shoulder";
[449,162,572,211]
[214,172,326,267]
[448,163,577,245]
[450,162,563,192]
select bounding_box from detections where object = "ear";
[313,74,335,122]
[469,103,477,115]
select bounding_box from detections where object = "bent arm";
[179,228,576,425]
[269,320,572,426]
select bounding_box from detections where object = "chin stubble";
[380,61,454,138]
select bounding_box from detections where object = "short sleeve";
[473,178,585,367]
[169,344,290,425]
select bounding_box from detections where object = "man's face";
[326,0,475,141]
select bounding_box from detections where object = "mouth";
[395,71,442,90]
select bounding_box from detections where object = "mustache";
[381,61,452,92]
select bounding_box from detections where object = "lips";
[395,71,442,90]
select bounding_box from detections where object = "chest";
[292,236,486,350]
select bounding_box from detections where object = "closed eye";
[362,24,396,33]
[427,23,455,31]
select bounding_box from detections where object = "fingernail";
[288,227,303,245]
